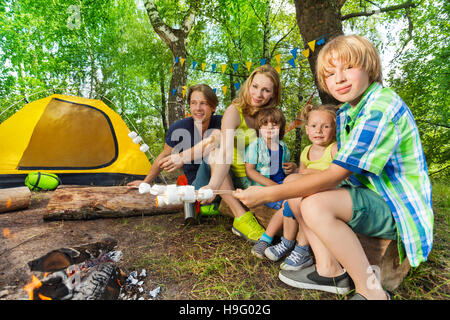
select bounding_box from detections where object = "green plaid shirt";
[333,82,434,267]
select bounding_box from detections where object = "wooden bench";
[219,201,410,291]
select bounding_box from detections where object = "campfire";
[22,238,160,300]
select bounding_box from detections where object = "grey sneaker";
[251,240,270,259]
[265,237,295,262]
[278,265,351,295]
[280,247,313,271]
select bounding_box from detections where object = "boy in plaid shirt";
[234,35,433,300]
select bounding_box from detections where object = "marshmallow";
[132,136,142,144]
[140,144,149,152]
[128,131,138,139]
[179,185,196,203]
[166,185,181,204]
[150,184,166,195]
[138,182,151,194]
[197,188,213,201]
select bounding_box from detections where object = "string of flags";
[170,35,327,97]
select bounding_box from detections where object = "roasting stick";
[128,185,234,195]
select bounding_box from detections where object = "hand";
[283,162,298,175]
[127,180,144,188]
[160,154,184,172]
[233,186,267,208]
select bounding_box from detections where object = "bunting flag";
[308,40,316,52]
[274,65,281,74]
[192,61,198,70]
[170,66,173,73]
[180,58,186,67]
[172,88,177,96]
[221,64,227,74]
[234,82,241,91]
[175,57,179,64]
[233,63,239,73]
[222,86,228,95]
[288,58,296,68]
[316,37,325,46]
[290,48,298,59]
[182,86,187,98]
[212,64,216,72]
[260,58,266,66]
[302,49,310,58]
[245,61,252,71]
[201,63,206,71]
[213,88,217,94]
[274,53,282,65]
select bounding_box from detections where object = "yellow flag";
[221,64,227,74]
[302,49,310,58]
[274,65,281,74]
[245,61,252,71]
[275,54,282,65]
[182,86,187,98]
[222,86,228,95]
[170,66,173,73]
[180,58,186,67]
[308,40,316,52]
[201,63,206,71]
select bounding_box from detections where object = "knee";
[300,195,326,227]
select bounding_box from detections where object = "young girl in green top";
[251,104,338,272]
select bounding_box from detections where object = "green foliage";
[0,0,447,170]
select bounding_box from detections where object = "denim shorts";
[340,182,397,240]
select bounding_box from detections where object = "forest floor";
[0,179,448,301]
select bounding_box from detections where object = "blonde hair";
[232,64,281,116]
[316,35,383,94]
[300,104,338,130]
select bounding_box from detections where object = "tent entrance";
[18,98,118,170]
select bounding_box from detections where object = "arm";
[205,105,242,190]
[160,129,221,172]
[127,143,173,187]
[245,163,278,186]
[234,163,352,207]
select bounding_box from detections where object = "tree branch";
[341,1,417,20]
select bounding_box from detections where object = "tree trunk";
[44,186,183,221]
[293,0,344,104]
[144,0,197,126]
[0,187,31,213]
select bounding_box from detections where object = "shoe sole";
[251,249,265,259]
[231,227,258,244]
[278,272,350,295]
[280,259,313,271]
[264,247,283,262]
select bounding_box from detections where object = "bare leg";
[297,189,387,300]
[265,209,283,238]
[283,216,298,241]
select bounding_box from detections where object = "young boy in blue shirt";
[234,35,433,300]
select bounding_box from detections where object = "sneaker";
[278,265,351,295]
[232,211,265,243]
[251,240,270,259]
[199,203,221,216]
[280,247,313,271]
[265,237,295,262]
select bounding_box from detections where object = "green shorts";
[340,182,397,240]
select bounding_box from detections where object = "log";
[219,201,410,291]
[0,186,31,213]
[44,186,183,221]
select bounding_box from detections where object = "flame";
[3,228,11,238]
[24,275,42,300]
[38,293,52,300]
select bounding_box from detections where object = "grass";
[124,180,449,300]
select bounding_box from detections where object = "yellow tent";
[0,94,151,188]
